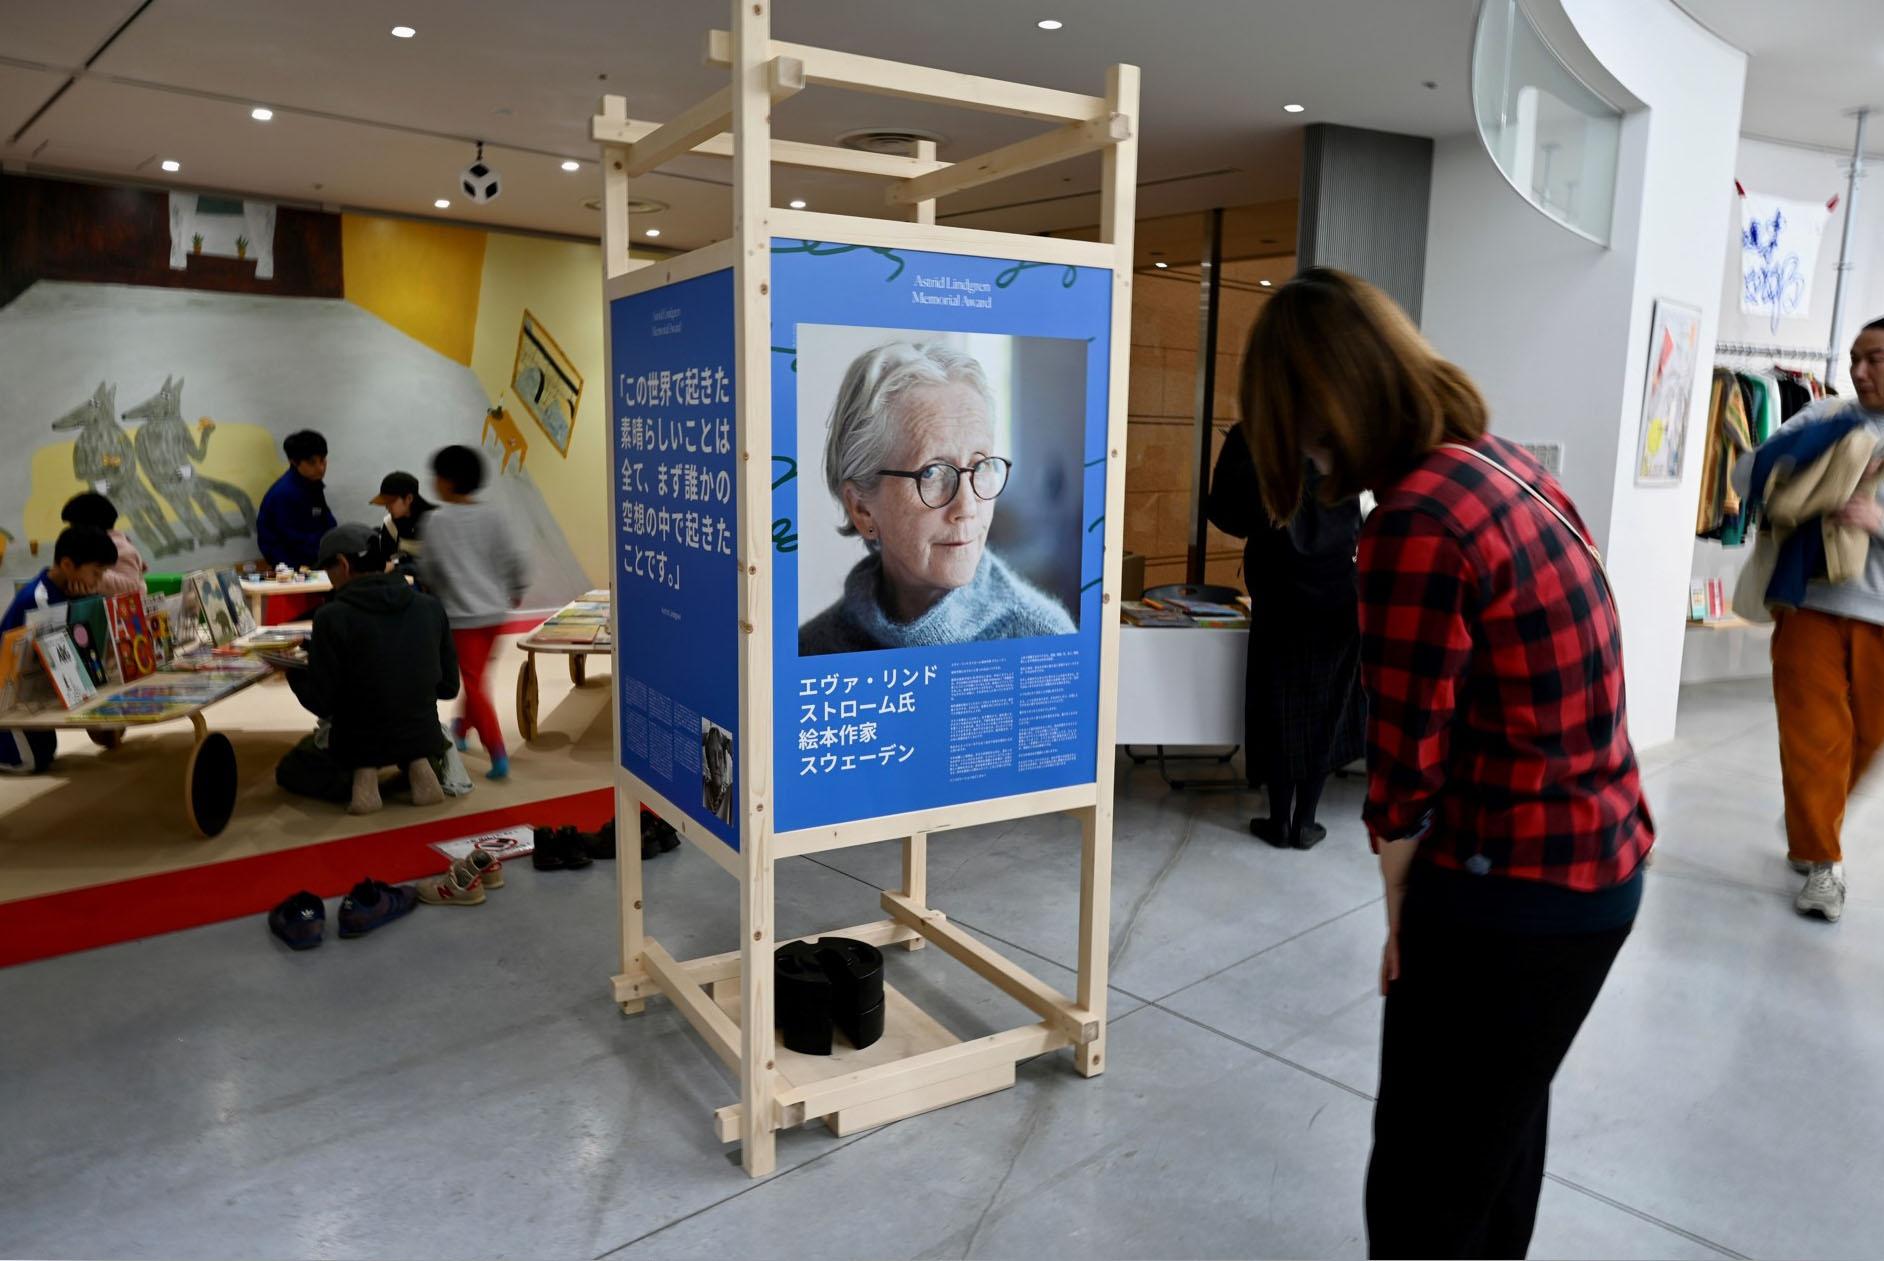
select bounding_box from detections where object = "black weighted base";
[775,937,886,1056]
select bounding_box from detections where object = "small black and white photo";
[795,324,1088,657]
[701,718,734,825]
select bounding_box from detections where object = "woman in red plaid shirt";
[1241,269,1653,1260]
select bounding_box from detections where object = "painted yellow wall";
[342,216,488,365]
[469,232,608,582]
[22,423,281,561]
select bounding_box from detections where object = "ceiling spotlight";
[1037,19,1063,29]
[644,228,661,238]
[250,107,273,121]
[788,198,807,209]
[434,198,450,209]
[1283,103,1306,114]
[160,159,180,172]
[560,160,580,172]
[1153,261,1168,269]
[1259,279,1272,287]
[390,25,416,38]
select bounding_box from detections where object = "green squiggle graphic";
[772,518,798,553]
[773,240,906,282]
[995,260,1079,289]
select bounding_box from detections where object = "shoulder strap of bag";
[1437,442,1612,596]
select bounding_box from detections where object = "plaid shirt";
[1357,436,1653,891]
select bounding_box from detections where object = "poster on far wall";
[1636,298,1702,487]
[1739,189,1833,333]
[512,309,584,456]
[770,239,1111,835]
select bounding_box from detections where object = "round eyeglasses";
[877,456,1012,509]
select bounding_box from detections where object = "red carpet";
[0,787,612,968]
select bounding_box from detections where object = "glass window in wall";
[1472,0,1622,245]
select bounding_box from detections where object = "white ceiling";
[7,1,1869,250]
[1676,0,1884,156]
[0,0,1480,249]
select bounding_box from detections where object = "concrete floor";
[2,678,1879,1259]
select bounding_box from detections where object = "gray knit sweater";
[419,500,528,629]
[799,550,1076,656]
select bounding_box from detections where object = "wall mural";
[1,171,601,607]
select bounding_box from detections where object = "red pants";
[451,626,506,760]
[1772,608,1884,863]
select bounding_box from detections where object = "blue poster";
[770,241,1111,833]
[609,269,741,849]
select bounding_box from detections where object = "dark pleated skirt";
[1244,600,1365,784]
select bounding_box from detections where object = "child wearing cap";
[370,471,436,584]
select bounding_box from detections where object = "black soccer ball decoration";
[460,142,502,204]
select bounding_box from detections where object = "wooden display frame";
[593,1,1137,1178]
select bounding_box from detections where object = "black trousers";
[1365,901,1630,1259]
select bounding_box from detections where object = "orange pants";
[1772,608,1884,863]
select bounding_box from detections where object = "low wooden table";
[0,664,274,837]
[515,593,612,742]
[238,574,331,624]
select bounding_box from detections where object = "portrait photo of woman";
[796,333,1086,657]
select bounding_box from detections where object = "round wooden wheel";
[184,731,238,838]
[568,654,588,686]
[87,728,124,750]
[516,655,540,742]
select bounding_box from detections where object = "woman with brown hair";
[1240,268,1654,1259]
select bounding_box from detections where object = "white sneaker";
[1796,863,1846,922]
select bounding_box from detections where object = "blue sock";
[451,718,468,752]
[486,755,509,781]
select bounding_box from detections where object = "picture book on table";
[0,627,33,711]
[148,593,190,664]
[105,592,158,683]
[216,570,258,637]
[64,596,116,688]
[186,570,239,647]
[34,627,97,708]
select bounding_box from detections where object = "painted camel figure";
[122,376,256,545]
[51,382,186,558]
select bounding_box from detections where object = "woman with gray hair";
[800,340,1075,656]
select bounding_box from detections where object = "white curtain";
[242,200,278,279]
[167,193,197,270]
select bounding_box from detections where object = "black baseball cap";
[316,522,381,568]
[370,471,420,505]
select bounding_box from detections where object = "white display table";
[1116,624,1247,746]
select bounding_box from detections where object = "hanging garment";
[1697,368,1756,539]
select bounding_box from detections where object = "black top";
[288,572,459,769]
[1205,426,1362,613]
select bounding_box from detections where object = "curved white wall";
[1422,0,1746,747]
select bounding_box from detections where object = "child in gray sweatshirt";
[421,444,527,778]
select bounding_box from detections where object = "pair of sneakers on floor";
[418,848,504,907]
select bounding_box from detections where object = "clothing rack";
[1714,341,1831,364]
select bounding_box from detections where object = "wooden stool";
[482,406,528,473]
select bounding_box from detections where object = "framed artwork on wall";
[510,309,583,457]
[1635,298,1702,487]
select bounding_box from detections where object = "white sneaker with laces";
[1796,862,1846,922]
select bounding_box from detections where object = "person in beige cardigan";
[60,492,148,598]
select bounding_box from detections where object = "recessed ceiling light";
[390,25,416,38]
[1283,103,1306,114]
[250,107,273,121]
[560,160,580,172]
[1259,279,1272,287]
[160,159,180,172]
[788,198,807,209]
[1153,261,1168,269]
[434,198,450,209]
[1037,19,1063,30]
[644,228,661,238]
